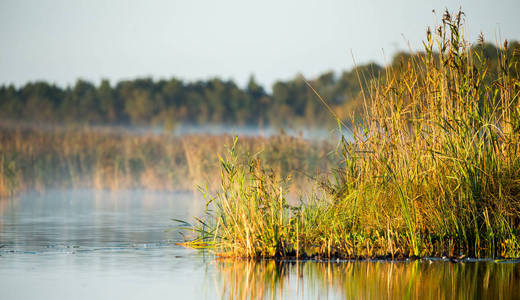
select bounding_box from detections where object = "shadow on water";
[213,259,520,300]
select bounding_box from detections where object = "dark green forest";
[1,42,518,128]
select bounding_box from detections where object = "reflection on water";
[214,259,520,299]
[1,189,519,299]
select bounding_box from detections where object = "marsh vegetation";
[0,127,335,197]
[1,9,519,261]
[184,11,520,259]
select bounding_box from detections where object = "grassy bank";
[184,11,520,259]
[0,127,335,197]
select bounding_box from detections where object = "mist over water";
[0,120,344,141]
[173,124,342,140]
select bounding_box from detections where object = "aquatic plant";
[181,137,299,257]
[185,10,520,258]
[0,127,333,197]
[0,153,19,198]
[325,9,520,258]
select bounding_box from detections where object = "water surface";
[1,190,518,299]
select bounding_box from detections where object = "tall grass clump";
[327,10,520,258]
[184,10,520,259]
[183,137,300,258]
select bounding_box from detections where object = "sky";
[1,0,519,90]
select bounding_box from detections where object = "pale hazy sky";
[1,0,519,89]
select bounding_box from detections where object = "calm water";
[1,190,519,299]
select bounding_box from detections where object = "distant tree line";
[1,42,518,128]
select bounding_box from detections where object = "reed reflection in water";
[213,259,520,299]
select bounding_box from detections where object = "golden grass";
[0,127,334,197]
[184,10,520,259]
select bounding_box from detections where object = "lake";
[1,189,519,299]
